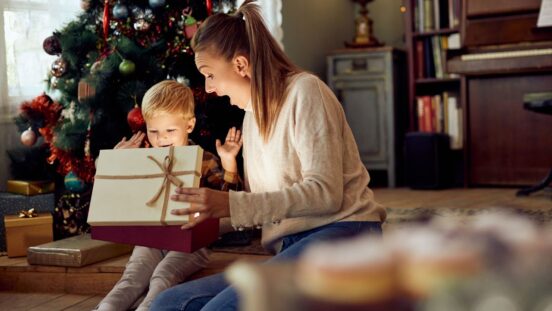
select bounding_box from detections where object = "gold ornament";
[51,57,68,77]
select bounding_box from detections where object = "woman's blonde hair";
[141,80,195,121]
[191,0,299,141]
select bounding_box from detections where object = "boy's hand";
[114,132,145,149]
[216,127,242,173]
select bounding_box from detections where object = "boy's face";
[146,113,195,148]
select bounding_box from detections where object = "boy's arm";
[201,151,243,192]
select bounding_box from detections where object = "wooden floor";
[1,188,550,310]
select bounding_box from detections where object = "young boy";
[95,80,242,311]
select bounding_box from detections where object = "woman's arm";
[172,76,354,229]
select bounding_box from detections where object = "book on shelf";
[416,92,462,149]
[416,40,425,79]
[446,95,462,150]
[423,38,435,78]
[432,36,444,78]
[415,34,459,79]
[415,0,459,32]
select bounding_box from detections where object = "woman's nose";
[205,81,216,93]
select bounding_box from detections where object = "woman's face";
[195,50,251,109]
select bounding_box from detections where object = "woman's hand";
[215,127,243,173]
[114,132,145,149]
[170,187,231,229]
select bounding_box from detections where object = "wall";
[281,0,405,79]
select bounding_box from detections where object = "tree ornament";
[133,19,151,31]
[119,59,136,76]
[21,127,37,146]
[131,7,153,31]
[50,76,59,89]
[127,104,145,132]
[64,171,86,192]
[43,35,62,55]
[149,0,166,9]
[77,80,96,103]
[51,57,68,77]
[90,60,103,74]
[113,2,129,19]
[184,15,198,39]
[80,0,92,11]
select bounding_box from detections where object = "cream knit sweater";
[229,72,386,253]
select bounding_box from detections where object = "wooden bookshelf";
[403,0,463,134]
[403,0,465,187]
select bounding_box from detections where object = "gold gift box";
[7,180,55,196]
[27,233,133,267]
[4,213,53,257]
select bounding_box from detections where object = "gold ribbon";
[95,146,200,225]
[19,208,37,218]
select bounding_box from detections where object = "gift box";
[4,213,53,257]
[27,233,133,267]
[0,192,55,252]
[88,145,217,252]
[7,180,55,196]
[92,218,219,253]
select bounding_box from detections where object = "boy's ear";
[233,55,250,78]
[186,117,196,133]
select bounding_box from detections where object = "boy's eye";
[148,130,158,134]
[167,129,176,133]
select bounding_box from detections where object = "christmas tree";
[12,0,243,239]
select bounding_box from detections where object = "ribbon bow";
[146,147,184,207]
[19,208,38,218]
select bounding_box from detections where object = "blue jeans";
[149,221,382,311]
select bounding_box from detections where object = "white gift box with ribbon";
[88,145,203,226]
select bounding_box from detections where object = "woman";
[150,1,386,310]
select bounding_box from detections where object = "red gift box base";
[91,218,219,253]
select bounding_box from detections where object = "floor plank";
[62,295,104,311]
[27,294,97,311]
[0,292,65,310]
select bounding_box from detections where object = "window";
[237,0,283,48]
[0,0,80,120]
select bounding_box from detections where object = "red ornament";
[127,104,145,132]
[43,35,62,55]
[206,0,213,15]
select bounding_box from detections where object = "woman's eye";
[206,74,214,80]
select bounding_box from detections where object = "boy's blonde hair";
[141,80,195,121]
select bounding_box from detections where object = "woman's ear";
[186,117,196,133]
[233,55,250,78]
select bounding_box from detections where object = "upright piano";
[447,0,552,186]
